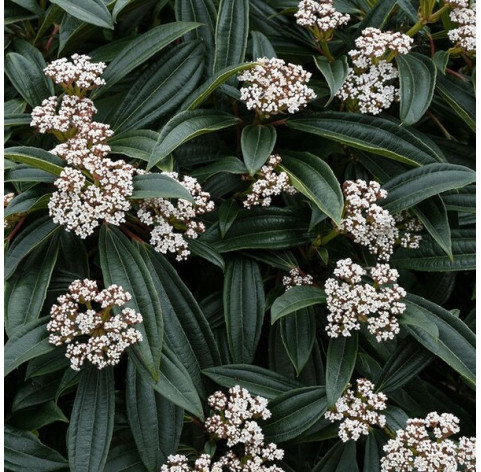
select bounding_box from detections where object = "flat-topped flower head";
[448,3,476,52]
[161,386,284,471]
[244,155,297,208]
[325,378,387,441]
[295,0,350,37]
[137,172,214,261]
[44,54,106,90]
[47,279,143,370]
[48,158,135,238]
[325,258,406,341]
[282,268,314,290]
[381,412,476,471]
[238,58,316,118]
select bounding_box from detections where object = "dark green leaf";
[397,53,436,125]
[93,22,201,97]
[219,200,240,238]
[271,285,326,323]
[5,318,55,377]
[148,110,239,169]
[109,130,159,161]
[313,440,358,472]
[125,361,183,471]
[280,151,344,224]
[213,0,249,74]
[68,367,115,472]
[203,364,303,399]
[5,236,59,336]
[263,387,327,442]
[314,55,349,105]
[99,226,163,379]
[325,333,358,407]
[190,156,247,180]
[224,256,265,363]
[382,163,475,212]
[131,173,195,202]
[5,425,68,471]
[241,124,276,175]
[50,0,113,29]
[4,187,50,217]
[5,146,65,176]
[286,112,443,166]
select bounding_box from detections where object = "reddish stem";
[119,225,145,243]
[428,34,435,57]
[446,68,468,81]
[45,24,59,54]
[6,215,26,242]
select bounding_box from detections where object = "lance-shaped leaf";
[314,55,349,105]
[382,163,475,212]
[99,225,163,379]
[5,146,65,176]
[286,112,443,166]
[397,53,436,125]
[4,187,51,217]
[224,256,265,363]
[68,367,115,472]
[271,285,326,323]
[280,151,343,224]
[50,0,113,29]
[241,124,276,175]
[131,173,195,202]
[313,440,359,472]
[109,130,159,162]
[148,110,239,169]
[125,361,183,471]
[93,22,201,97]
[325,333,358,407]
[213,0,249,74]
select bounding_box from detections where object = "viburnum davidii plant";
[3,0,475,470]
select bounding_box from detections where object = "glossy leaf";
[280,151,344,224]
[241,124,276,175]
[131,173,195,202]
[68,367,115,472]
[325,334,358,407]
[287,112,443,166]
[148,110,239,169]
[50,0,113,29]
[271,285,326,323]
[314,55,349,105]
[224,256,265,363]
[5,146,65,176]
[108,130,159,161]
[397,53,436,125]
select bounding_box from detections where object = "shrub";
[4,0,476,470]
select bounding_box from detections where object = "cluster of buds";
[295,0,350,39]
[448,3,476,53]
[44,53,106,92]
[137,172,214,261]
[325,378,387,442]
[4,193,14,229]
[161,386,285,471]
[244,155,297,208]
[381,412,476,471]
[47,279,143,371]
[324,258,406,341]
[282,267,314,290]
[337,28,412,114]
[340,180,422,260]
[238,57,316,118]
[31,55,135,239]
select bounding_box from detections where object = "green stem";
[321,229,340,246]
[320,41,335,62]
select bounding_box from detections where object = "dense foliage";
[4,0,476,471]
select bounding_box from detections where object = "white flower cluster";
[4,193,14,229]
[238,58,316,118]
[340,180,396,260]
[448,3,476,52]
[161,386,285,472]
[31,55,136,239]
[137,172,214,261]
[47,279,143,371]
[244,155,297,208]
[337,28,412,114]
[381,412,476,471]
[44,53,106,90]
[394,211,423,249]
[282,268,314,290]
[295,0,350,34]
[324,258,406,341]
[325,378,387,442]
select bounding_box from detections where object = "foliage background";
[3,0,476,470]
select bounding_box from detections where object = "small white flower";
[238,58,316,117]
[282,268,314,290]
[295,0,350,33]
[448,3,476,52]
